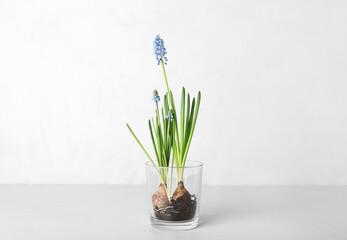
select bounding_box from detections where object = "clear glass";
[145,161,203,230]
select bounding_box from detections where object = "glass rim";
[145,160,203,169]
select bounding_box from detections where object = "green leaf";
[162,107,167,148]
[170,90,180,158]
[169,91,176,115]
[148,120,159,163]
[182,91,201,165]
[185,98,195,146]
[185,93,190,137]
[164,94,169,115]
[180,87,185,161]
[155,114,163,166]
[126,124,155,166]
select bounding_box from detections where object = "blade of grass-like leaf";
[164,94,169,114]
[169,139,175,197]
[155,114,163,166]
[180,87,185,161]
[172,125,179,168]
[169,119,174,149]
[169,90,176,116]
[152,117,161,166]
[185,98,195,146]
[182,91,201,165]
[148,120,159,164]
[127,123,168,185]
[173,117,181,166]
[185,93,190,136]
[151,118,156,134]
[127,123,156,167]
[170,90,180,159]
[168,118,174,167]
[162,107,167,148]
[165,118,172,163]
[158,113,168,167]
[163,95,169,154]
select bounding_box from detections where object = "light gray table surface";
[0,185,346,240]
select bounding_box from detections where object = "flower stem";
[155,102,161,127]
[160,58,172,107]
[160,57,181,161]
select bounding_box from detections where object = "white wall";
[0,0,346,185]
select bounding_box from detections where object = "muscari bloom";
[152,89,160,103]
[153,35,168,65]
[165,109,174,120]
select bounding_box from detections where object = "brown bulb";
[172,181,191,200]
[152,184,169,209]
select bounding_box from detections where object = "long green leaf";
[127,123,169,185]
[126,124,156,167]
[162,107,167,148]
[155,114,163,166]
[148,120,159,163]
[182,91,201,165]
[164,94,169,114]
[185,93,190,137]
[180,87,185,162]
[170,90,180,158]
[185,98,195,146]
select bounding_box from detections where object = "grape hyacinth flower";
[152,89,160,103]
[153,35,168,65]
[165,109,174,120]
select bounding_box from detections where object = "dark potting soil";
[153,194,197,221]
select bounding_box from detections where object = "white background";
[0,0,346,185]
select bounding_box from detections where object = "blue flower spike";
[165,109,174,120]
[152,89,160,103]
[153,35,168,65]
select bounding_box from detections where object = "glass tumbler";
[145,161,203,230]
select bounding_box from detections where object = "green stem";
[155,102,161,127]
[160,58,172,107]
[160,57,181,162]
